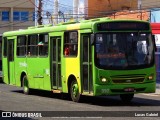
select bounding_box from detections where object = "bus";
[2,17,156,102]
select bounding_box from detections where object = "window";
[3,37,7,57]
[32,12,35,21]
[13,11,20,21]
[2,11,9,21]
[17,36,27,56]
[21,12,29,21]
[13,11,29,21]
[95,33,154,70]
[38,34,48,56]
[64,31,78,56]
[28,35,38,56]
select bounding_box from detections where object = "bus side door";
[7,38,16,85]
[50,36,62,90]
[81,34,93,94]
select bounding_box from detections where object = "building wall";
[0,0,35,34]
[108,10,149,20]
[86,0,138,18]
[85,0,160,20]
[141,0,160,9]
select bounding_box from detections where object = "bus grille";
[111,74,145,84]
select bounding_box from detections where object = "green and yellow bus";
[2,17,156,102]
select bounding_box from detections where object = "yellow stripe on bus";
[65,58,81,92]
[67,24,80,30]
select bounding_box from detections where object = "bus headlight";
[101,78,107,83]
[148,74,154,80]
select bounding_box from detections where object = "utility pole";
[73,0,79,21]
[54,0,59,24]
[138,0,142,20]
[38,0,42,25]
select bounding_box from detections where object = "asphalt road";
[0,81,160,120]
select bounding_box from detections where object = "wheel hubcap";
[72,83,78,97]
[24,78,28,92]
[24,86,27,92]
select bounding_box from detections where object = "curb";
[156,83,160,94]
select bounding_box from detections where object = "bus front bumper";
[94,82,156,96]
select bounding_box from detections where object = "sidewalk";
[156,83,160,94]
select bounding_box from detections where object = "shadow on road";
[81,95,160,106]
[11,89,160,107]
[0,79,4,84]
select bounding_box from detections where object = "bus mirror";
[90,34,95,45]
[152,35,157,52]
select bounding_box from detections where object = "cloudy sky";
[37,0,160,24]
[39,0,85,24]
[42,0,84,14]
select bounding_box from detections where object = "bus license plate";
[124,88,134,92]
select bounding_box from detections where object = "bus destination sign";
[97,22,150,31]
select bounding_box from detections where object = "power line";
[43,0,160,12]
[1,0,160,28]
[28,0,38,8]
[0,8,159,29]
[34,0,160,20]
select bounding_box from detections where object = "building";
[85,0,138,19]
[0,0,35,34]
[0,0,35,74]
[84,0,160,21]
[140,0,160,9]
[40,0,160,23]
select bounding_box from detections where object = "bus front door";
[50,37,62,90]
[81,35,93,94]
[7,39,15,85]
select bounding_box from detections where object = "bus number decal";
[19,62,27,67]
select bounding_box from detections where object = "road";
[0,80,160,120]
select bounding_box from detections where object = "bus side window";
[64,31,78,57]
[38,34,48,56]
[17,36,27,56]
[28,35,38,56]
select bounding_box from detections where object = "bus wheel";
[22,76,30,95]
[70,80,80,102]
[120,94,134,103]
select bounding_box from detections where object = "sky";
[37,0,160,24]
[150,8,160,23]
[39,0,85,24]
[42,0,84,14]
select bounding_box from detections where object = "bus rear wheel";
[120,94,134,103]
[70,80,80,102]
[22,75,30,95]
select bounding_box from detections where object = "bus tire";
[120,94,134,103]
[70,80,80,102]
[22,75,30,95]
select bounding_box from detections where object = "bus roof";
[3,17,149,37]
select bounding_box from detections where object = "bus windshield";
[95,32,154,69]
